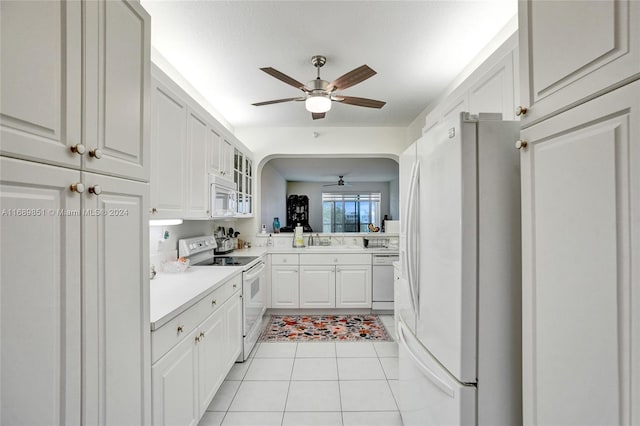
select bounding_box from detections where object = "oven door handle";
[244,262,265,281]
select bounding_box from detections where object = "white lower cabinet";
[271,253,372,309]
[335,265,372,308]
[152,281,242,425]
[151,329,199,426]
[299,266,336,308]
[271,266,300,308]
[1,158,82,426]
[520,81,640,425]
[0,157,151,426]
[271,255,300,308]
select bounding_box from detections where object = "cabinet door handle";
[195,335,201,343]
[70,144,86,155]
[89,148,103,159]
[515,140,528,150]
[151,207,158,214]
[211,299,217,306]
[88,185,102,195]
[199,332,205,339]
[233,283,237,288]
[177,325,184,334]
[515,106,528,116]
[70,183,85,193]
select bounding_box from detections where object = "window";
[322,192,381,233]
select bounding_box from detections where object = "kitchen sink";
[304,245,362,250]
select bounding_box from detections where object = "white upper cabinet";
[518,0,640,127]
[469,51,516,120]
[519,80,639,426]
[422,35,518,135]
[150,76,187,219]
[83,0,150,181]
[0,0,150,182]
[0,0,82,169]
[186,108,209,218]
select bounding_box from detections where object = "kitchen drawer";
[151,300,203,364]
[151,272,241,363]
[271,253,299,265]
[299,253,371,265]
[201,272,241,313]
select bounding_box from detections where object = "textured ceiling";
[140,1,517,129]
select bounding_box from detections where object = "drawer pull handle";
[89,148,103,159]
[199,332,205,339]
[195,335,201,343]
[515,106,528,116]
[233,283,237,288]
[177,325,184,334]
[211,299,217,306]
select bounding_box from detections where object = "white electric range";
[178,236,266,361]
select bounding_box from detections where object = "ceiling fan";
[252,55,386,120]
[323,176,352,187]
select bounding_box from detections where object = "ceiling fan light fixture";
[305,93,331,113]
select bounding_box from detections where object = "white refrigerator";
[396,113,522,426]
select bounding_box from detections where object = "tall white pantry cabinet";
[0,1,152,425]
[517,1,639,425]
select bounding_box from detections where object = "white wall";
[286,181,391,233]
[260,162,287,232]
[406,17,518,143]
[236,126,408,166]
[236,126,405,234]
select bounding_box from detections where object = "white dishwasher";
[372,253,399,311]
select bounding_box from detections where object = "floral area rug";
[259,314,392,342]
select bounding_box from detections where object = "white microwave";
[210,174,237,218]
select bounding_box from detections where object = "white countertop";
[150,266,243,330]
[149,246,397,330]
[268,247,399,254]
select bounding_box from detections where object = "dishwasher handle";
[373,255,400,265]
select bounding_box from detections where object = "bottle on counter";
[293,223,305,248]
[273,217,280,233]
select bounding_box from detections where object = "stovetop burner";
[206,256,258,266]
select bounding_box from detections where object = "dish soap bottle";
[293,223,305,248]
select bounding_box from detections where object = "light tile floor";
[198,314,403,426]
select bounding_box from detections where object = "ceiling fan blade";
[260,67,311,92]
[326,65,376,92]
[335,96,386,109]
[252,97,304,106]
[312,112,326,120]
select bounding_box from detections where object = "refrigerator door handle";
[405,160,420,317]
[398,320,454,398]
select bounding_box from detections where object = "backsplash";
[253,233,399,249]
